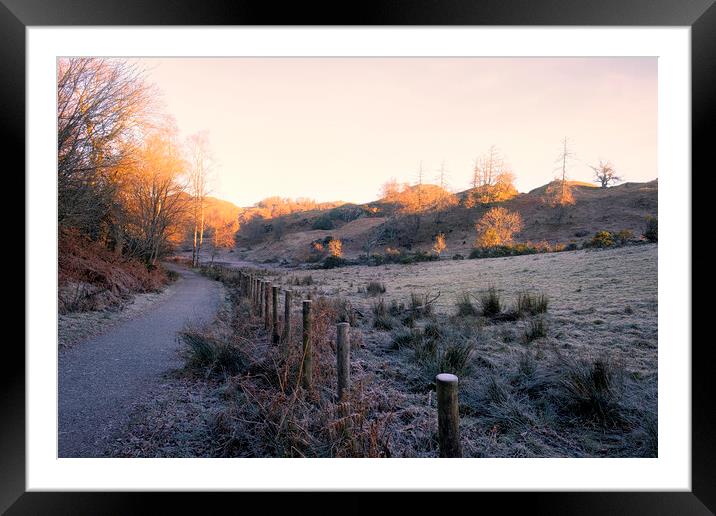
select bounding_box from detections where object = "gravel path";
[58,265,223,457]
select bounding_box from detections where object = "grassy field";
[116,243,657,458]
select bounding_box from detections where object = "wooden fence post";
[336,322,350,400]
[257,279,262,315]
[272,286,280,344]
[436,373,462,458]
[281,290,292,355]
[264,282,271,330]
[302,300,312,390]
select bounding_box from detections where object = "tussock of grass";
[391,328,423,350]
[516,291,549,316]
[437,341,475,377]
[480,287,502,317]
[523,317,547,342]
[455,292,479,317]
[366,281,387,296]
[372,298,397,330]
[180,325,248,377]
[289,274,314,286]
[559,357,625,426]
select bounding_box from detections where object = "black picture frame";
[6,0,713,513]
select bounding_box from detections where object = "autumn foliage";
[474,207,523,248]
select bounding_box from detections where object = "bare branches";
[590,160,621,188]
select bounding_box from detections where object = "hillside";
[215,179,657,264]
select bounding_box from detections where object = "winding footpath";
[58,265,223,457]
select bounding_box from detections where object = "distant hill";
[192,180,657,263]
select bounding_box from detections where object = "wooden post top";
[436,373,458,384]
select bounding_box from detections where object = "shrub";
[366,281,386,296]
[643,216,658,243]
[311,216,335,230]
[480,287,502,317]
[590,231,614,248]
[615,229,634,246]
[432,233,447,256]
[322,255,346,269]
[468,243,544,259]
[455,292,479,316]
[474,207,523,248]
[327,238,343,257]
[516,291,549,316]
[452,253,465,260]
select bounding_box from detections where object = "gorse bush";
[362,249,439,266]
[322,255,346,269]
[615,229,634,245]
[589,231,615,248]
[468,241,565,259]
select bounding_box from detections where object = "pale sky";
[142,57,657,207]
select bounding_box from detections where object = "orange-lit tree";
[474,207,523,248]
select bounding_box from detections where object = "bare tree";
[544,137,577,215]
[186,131,214,267]
[555,137,576,205]
[57,58,153,239]
[436,160,450,191]
[123,126,188,267]
[467,146,517,206]
[590,160,621,188]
